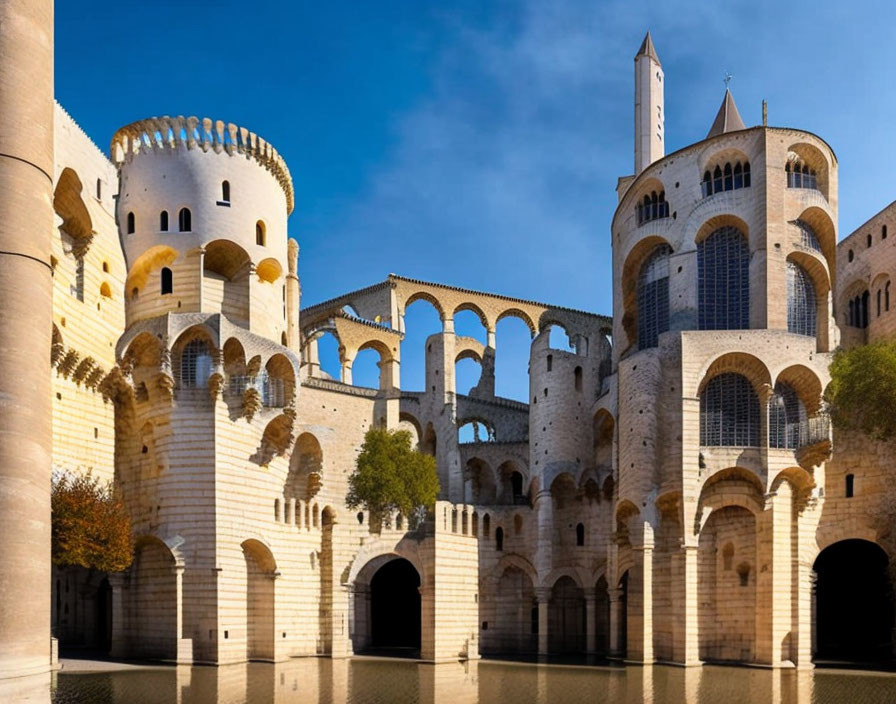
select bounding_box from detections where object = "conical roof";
[707,89,746,138]
[636,32,659,63]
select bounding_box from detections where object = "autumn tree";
[825,341,896,440]
[52,472,133,573]
[346,427,440,528]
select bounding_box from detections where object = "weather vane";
[724,72,733,88]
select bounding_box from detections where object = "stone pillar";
[108,573,128,659]
[0,0,54,679]
[341,358,353,386]
[755,484,793,667]
[793,502,818,669]
[584,587,597,653]
[672,544,700,665]
[197,246,206,311]
[286,239,301,352]
[535,587,550,655]
[608,587,623,658]
[173,565,193,664]
[287,498,296,526]
[534,490,553,582]
[378,357,400,390]
[627,536,654,663]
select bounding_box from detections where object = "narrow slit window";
[161,267,173,295]
[178,208,191,232]
[160,210,169,232]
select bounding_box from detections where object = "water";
[8,657,896,703]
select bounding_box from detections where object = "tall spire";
[636,31,659,63]
[707,89,746,138]
[634,32,664,174]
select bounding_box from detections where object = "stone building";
[6,26,896,676]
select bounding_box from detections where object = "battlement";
[110,116,294,214]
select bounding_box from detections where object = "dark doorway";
[370,558,421,654]
[814,539,893,664]
[95,578,112,653]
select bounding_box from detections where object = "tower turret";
[634,32,664,174]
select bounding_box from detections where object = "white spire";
[634,32,664,174]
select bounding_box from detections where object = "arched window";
[126,212,135,234]
[713,165,723,194]
[510,472,524,503]
[637,243,671,349]
[886,282,891,312]
[703,161,750,197]
[495,526,504,552]
[636,191,668,225]
[794,220,821,253]
[700,373,760,446]
[769,382,806,449]
[180,339,212,388]
[698,226,750,330]
[160,210,169,232]
[787,261,816,336]
[576,523,585,547]
[221,180,230,203]
[161,267,173,295]
[256,220,266,246]
[178,208,191,232]
[786,158,817,190]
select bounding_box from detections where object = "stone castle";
[2,14,895,677]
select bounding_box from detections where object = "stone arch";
[694,213,750,246]
[204,239,251,324]
[794,206,837,276]
[814,539,893,663]
[286,432,323,502]
[698,146,751,176]
[620,235,673,349]
[496,308,536,336]
[256,414,294,465]
[397,412,423,449]
[774,364,823,416]
[453,301,490,331]
[696,467,765,534]
[242,539,277,661]
[263,352,296,407]
[787,142,831,200]
[695,351,772,398]
[457,417,496,443]
[121,330,163,369]
[129,536,178,659]
[497,460,527,505]
[402,291,446,324]
[548,574,586,653]
[171,324,217,389]
[466,457,496,504]
[222,337,247,376]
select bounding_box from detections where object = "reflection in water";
[32,657,896,704]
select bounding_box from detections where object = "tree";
[825,341,896,441]
[346,427,440,528]
[52,472,133,573]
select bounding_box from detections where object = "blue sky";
[57,1,896,397]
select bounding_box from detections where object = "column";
[584,587,597,653]
[608,587,623,658]
[627,533,654,663]
[672,544,700,665]
[341,359,353,386]
[534,490,553,580]
[535,587,550,656]
[197,246,206,311]
[173,565,193,664]
[285,239,301,351]
[0,0,54,679]
[755,484,793,667]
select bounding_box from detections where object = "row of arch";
[623,210,834,351]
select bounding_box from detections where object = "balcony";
[786,171,819,191]
[636,200,669,226]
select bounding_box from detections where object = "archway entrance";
[548,576,585,653]
[369,558,421,654]
[814,539,893,664]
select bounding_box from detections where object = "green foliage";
[346,428,440,526]
[52,472,134,573]
[826,341,896,441]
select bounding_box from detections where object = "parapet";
[110,116,294,214]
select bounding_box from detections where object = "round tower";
[0,0,54,679]
[111,117,295,344]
